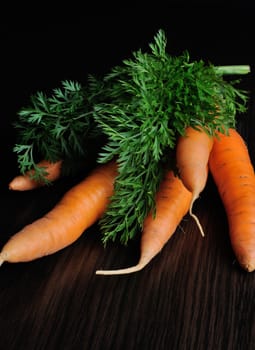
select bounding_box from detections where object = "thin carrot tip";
[240,262,255,273]
[95,263,146,275]
[189,203,205,237]
[0,254,5,267]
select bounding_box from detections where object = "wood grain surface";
[0,9,254,350]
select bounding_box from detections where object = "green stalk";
[214,65,251,75]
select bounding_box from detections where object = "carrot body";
[96,170,192,275]
[176,126,214,236]
[0,161,118,266]
[209,128,255,272]
[8,159,63,191]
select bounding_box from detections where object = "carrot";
[96,170,192,275]
[0,161,117,266]
[8,159,63,191]
[209,128,255,272]
[176,126,214,236]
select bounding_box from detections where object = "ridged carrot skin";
[9,159,63,191]
[0,161,117,266]
[176,126,214,236]
[209,128,255,272]
[96,170,192,275]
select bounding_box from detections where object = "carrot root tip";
[189,196,205,237]
[0,254,5,267]
[239,262,255,273]
[96,263,146,275]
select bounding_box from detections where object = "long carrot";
[176,126,214,236]
[9,159,63,191]
[96,170,192,275]
[0,161,117,266]
[209,128,255,272]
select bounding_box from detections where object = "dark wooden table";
[0,10,254,350]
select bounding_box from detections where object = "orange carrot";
[209,128,255,272]
[96,170,192,275]
[9,159,63,191]
[176,126,214,236]
[0,161,117,266]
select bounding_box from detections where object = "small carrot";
[96,170,192,275]
[9,159,63,191]
[209,128,255,272]
[176,126,214,236]
[0,161,117,266]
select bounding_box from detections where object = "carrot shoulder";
[8,159,63,191]
[209,128,255,272]
[0,161,117,266]
[176,126,214,236]
[96,170,192,275]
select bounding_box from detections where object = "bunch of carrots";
[1,126,255,274]
[1,30,254,274]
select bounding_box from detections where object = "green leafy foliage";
[12,29,249,243]
[13,80,102,181]
[92,29,248,244]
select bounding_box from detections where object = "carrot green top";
[13,29,250,244]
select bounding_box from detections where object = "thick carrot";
[209,128,255,272]
[96,170,192,275]
[0,161,117,266]
[176,126,214,236]
[9,159,63,191]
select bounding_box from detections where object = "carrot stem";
[214,65,251,75]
